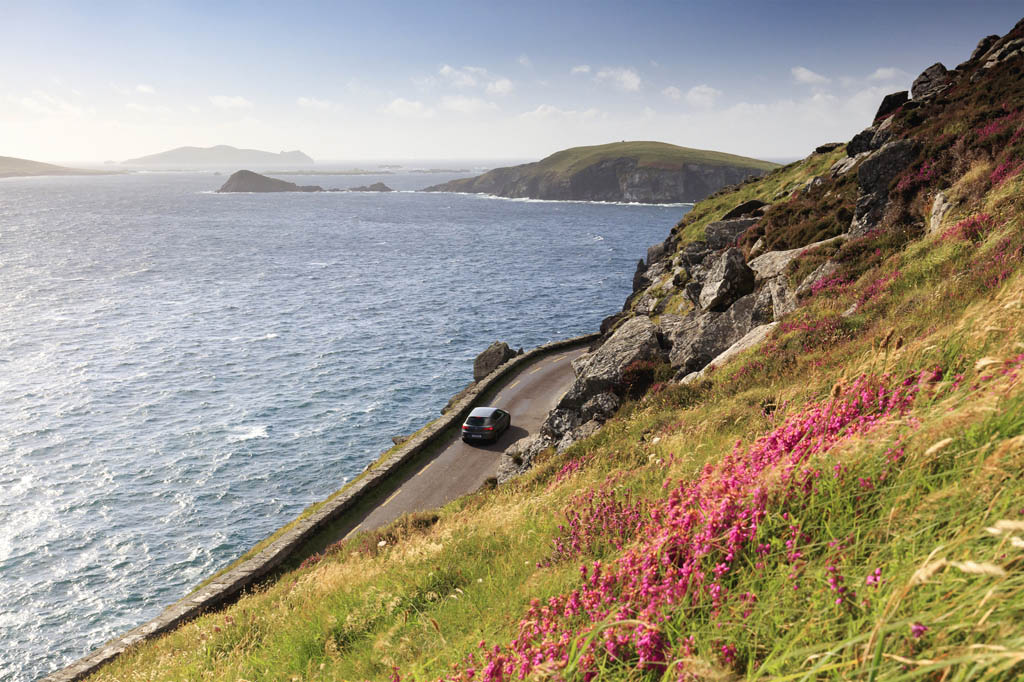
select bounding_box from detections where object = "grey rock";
[473,341,517,381]
[748,234,848,282]
[662,293,762,375]
[634,292,659,316]
[497,434,555,483]
[631,258,649,292]
[847,126,878,157]
[646,259,669,281]
[795,261,840,298]
[929,191,953,236]
[556,420,603,454]
[815,142,844,154]
[705,218,758,249]
[911,62,951,99]
[540,408,582,441]
[679,322,778,384]
[699,248,755,311]
[803,175,825,191]
[983,38,1024,69]
[766,276,797,318]
[684,281,703,306]
[580,391,621,422]
[748,237,767,259]
[391,434,410,446]
[558,316,665,409]
[217,170,322,193]
[874,91,908,120]
[680,240,711,266]
[347,182,393,192]
[647,240,669,266]
[721,199,768,220]
[851,139,919,235]
[969,35,1002,64]
[870,115,897,149]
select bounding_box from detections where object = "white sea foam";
[226,425,269,443]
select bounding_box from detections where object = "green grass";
[533,140,779,175]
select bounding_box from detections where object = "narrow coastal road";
[319,347,585,547]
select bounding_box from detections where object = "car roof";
[468,406,501,418]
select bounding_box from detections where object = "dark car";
[461,406,511,444]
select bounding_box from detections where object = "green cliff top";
[535,140,778,174]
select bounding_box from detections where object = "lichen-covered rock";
[929,191,953,235]
[847,126,878,157]
[556,420,602,454]
[765,277,797,318]
[558,316,665,409]
[540,408,582,441]
[580,391,620,423]
[662,293,764,376]
[473,341,518,381]
[851,139,920,235]
[497,434,554,483]
[705,218,759,250]
[698,248,755,311]
[680,241,711,266]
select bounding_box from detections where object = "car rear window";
[466,417,487,426]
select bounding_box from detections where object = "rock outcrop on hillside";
[502,18,1024,480]
[217,170,322,193]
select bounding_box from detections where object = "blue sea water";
[0,170,688,681]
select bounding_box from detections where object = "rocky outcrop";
[473,341,520,382]
[348,182,393,192]
[662,293,773,377]
[217,170,322,193]
[698,248,755,311]
[680,322,779,384]
[929,191,953,236]
[721,199,768,220]
[705,218,759,249]
[850,139,919,235]
[874,91,908,120]
[911,63,951,99]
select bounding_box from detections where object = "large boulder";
[662,293,771,376]
[851,139,920,235]
[680,240,712,266]
[748,234,848,282]
[556,420,602,454]
[473,341,518,381]
[847,126,878,157]
[911,62,951,99]
[631,259,649,292]
[540,408,582,441]
[928,191,953,236]
[705,218,759,249]
[698,248,755,311]
[497,434,554,483]
[580,391,621,422]
[967,35,1002,65]
[680,322,779,384]
[874,91,908,121]
[558,316,665,409]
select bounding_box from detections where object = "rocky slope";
[423,141,777,203]
[125,145,314,167]
[217,170,322,192]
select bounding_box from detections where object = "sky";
[1,1,1021,164]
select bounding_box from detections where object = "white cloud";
[519,104,602,121]
[518,55,532,67]
[486,78,514,96]
[297,96,335,110]
[384,97,434,117]
[662,85,683,100]
[125,101,171,114]
[596,67,642,91]
[686,84,723,109]
[439,64,482,88]
[135,84,155,95]
[209,95,253,109]
[792,66,830,85]
[571,64,591,75]
[440,95,497,115]
[15,90,86,117]
[868,67,910,82]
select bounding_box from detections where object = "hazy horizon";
[3,1,1021,165]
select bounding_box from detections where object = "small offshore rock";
[348,182,393,192]
[473,341,517,381]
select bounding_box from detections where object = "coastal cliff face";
[424,141,775,203]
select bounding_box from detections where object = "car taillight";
[462,425,469,430]
[483,426,494,431]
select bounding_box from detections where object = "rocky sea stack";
[217,170,322,193]
[423,141,777,204]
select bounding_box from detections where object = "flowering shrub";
[429,370,934,681]
[942,213,993,242]
[990,159,1023,186]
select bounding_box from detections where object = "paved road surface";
[321,346,585,547]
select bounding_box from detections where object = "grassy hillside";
[82,20,1024,682]
[0,155,112,178]
[532,141,778,175]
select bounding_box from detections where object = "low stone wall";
[43,332,598,682]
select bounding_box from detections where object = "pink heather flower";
[865,568,883,586]
[911,622,928,639]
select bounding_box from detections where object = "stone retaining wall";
[43,332,598,682]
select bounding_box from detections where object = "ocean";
[0,169,688,680]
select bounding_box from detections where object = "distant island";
[216,169,393,193]
[124,145,314,167]
[0,155,117,179]
[217,170,322,192]
[423,141,778,203]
